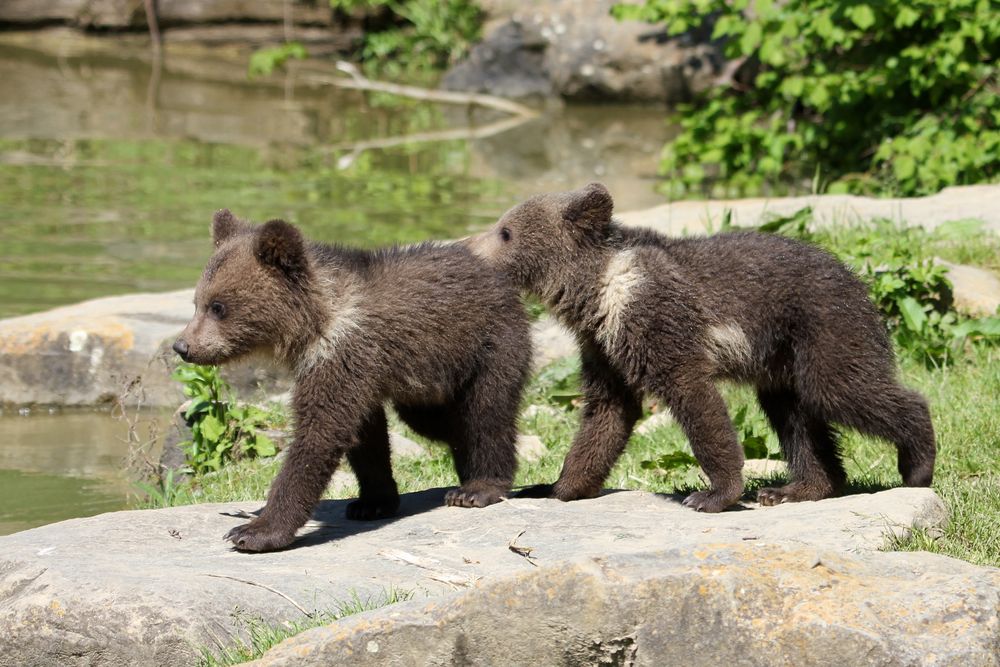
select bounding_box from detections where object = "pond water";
[0,33,671,534]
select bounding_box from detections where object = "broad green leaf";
[254,433,277,457]
[849,4,876,30]
[740,22,763,54]
[200,414,226,443]
[898,297,928,332]
[184,400,212,420]
[894,154,917,180]
[650,451,699,471]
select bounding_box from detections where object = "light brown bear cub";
[468,183,935,512]
[174,210,530,551]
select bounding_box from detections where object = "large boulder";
[0,487,979,667]
[253,545,1000,667]
[0,290,192,408]
[442,0,723,103]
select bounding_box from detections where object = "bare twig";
[202,574,313,617]
[114,375,162,489]
[508,530,538,567]
[326,113,532,169]
[301,62,537,117]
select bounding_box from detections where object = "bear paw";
[345,495,400,521]
[445,481,507,508]
[224,518,296,552]
[757,481,834,506]
[682,487,740,513]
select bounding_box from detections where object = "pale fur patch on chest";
[595,249,644,347]
[296,288,362,377]
[705,323,753,369]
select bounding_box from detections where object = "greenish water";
[0,410,133,534]
[0,35,669,534]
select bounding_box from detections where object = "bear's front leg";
[543,347,642,501]
[225,375,368,552]
[344,405,400,521]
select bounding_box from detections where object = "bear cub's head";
[173,210,318,366]
[467,182,614,291]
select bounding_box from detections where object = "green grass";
[199,587,412,666]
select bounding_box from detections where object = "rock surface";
[0,487,972,667]
[0,290,191,408]
[617,183,1000,236]
[443,0,723,102]
[253,546,1000,667]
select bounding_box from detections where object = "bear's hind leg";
[756,388,845,506]
[829,383,936,488]
[345,405,400,520]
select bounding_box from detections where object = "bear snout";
[172,338,190,361]
[464,230,498,260]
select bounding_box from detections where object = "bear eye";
[209,301,226,319]
[500,227,512,242]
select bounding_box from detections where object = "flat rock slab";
[618,183,1000,236]
[0,290,193,408]
[254,545,1000,667]
[0,487,968,667]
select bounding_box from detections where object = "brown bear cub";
[174,210,530,551]
[468,183,935,512]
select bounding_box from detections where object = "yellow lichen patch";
[80,321,136,352]
[49,600,65,618]
[0,319,135,355]
[0,326,60,355]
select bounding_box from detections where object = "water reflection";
[0,411,135,535]
[0,39,668,318]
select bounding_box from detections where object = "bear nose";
[172,339,189,359]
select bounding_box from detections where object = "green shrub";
[172,364,279,475]
[331,0,482,75]
[613,0,1000,196]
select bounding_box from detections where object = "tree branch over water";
[303,61,537,118]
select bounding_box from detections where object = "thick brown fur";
[174,210,531,551]
[467,183,935,512]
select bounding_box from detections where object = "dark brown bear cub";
[174,210,530,551]
[468,183,935,512]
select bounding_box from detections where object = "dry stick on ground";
[202,574,313,618]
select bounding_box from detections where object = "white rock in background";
[635,410,673,436]
[389,432,427,460]
[516,434,547,462]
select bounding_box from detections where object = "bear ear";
[562,183,613,231]
[212,209,249,248]
[254,219,310,279]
